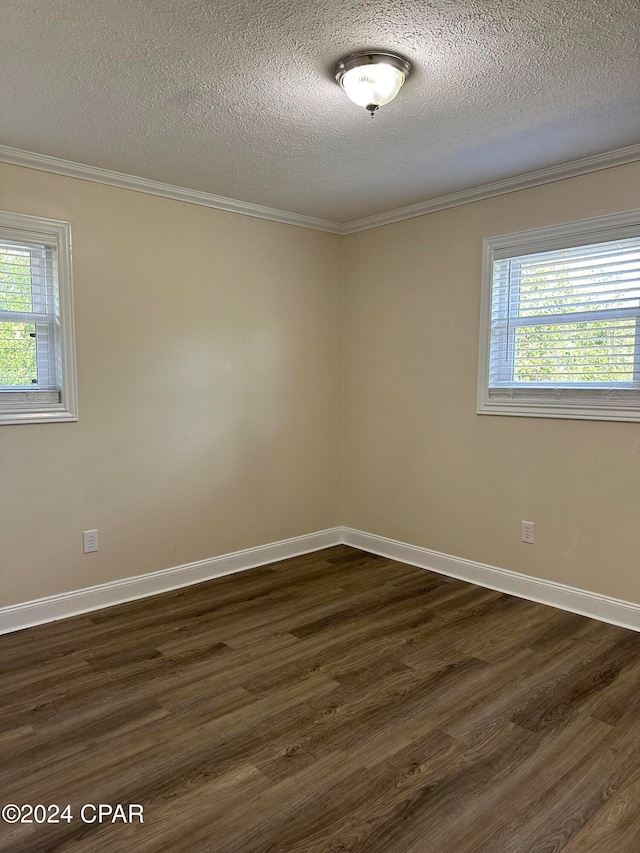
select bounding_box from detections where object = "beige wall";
[3,159,640,610]
[343,162,640,603]
[0,163,342,607]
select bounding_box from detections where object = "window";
[0,211,77,424]
[478,210,640,421]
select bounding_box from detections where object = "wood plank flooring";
[2,545,640,852]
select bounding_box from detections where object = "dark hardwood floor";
[2,545,640,852]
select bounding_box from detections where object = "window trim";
[477,209,640,422]
[0,211,78,425]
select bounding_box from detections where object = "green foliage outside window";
[513,262,637,384]
[0,250,38,386]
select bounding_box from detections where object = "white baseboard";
[342,527,640,632]
[0,527,342,635]
[4,525,639,636]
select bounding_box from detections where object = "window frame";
[0,211,78,425]
[477,209,640,422]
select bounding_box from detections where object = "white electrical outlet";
[521,521,535,544]
[83,529,99,553]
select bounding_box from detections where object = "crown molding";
[341,143,640,234]
[1,142,639,236]
[0,145,341,234]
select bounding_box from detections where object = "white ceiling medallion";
[334,52,412,117]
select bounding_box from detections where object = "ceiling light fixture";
[334,51,412,117]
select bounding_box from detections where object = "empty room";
[2,1,640,850]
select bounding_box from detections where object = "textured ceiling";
[2,0,639,223]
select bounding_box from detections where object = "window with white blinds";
[0,212,77,424]
[478,211,640,421]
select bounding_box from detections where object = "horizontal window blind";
[0,211,76,425]
[489,235,640,394]
[0,238,60,395]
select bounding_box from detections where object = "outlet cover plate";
[83,529,99,553]
[521,521,535,544]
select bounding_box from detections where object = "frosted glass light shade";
[334,52,411,115]
[340,63,406,109]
